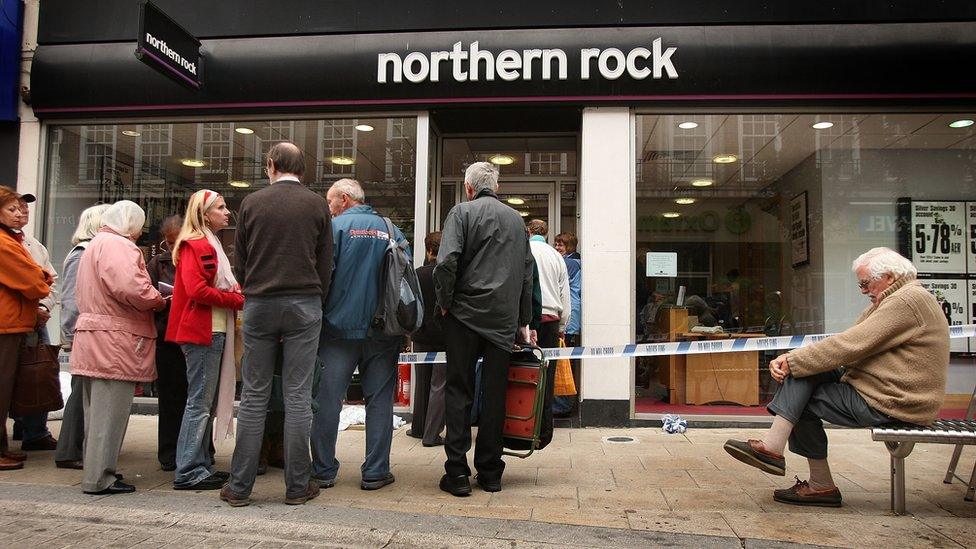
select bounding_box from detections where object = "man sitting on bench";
[724,247,949,507]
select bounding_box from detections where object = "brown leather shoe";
[284,483,321,505]
[773,477,842,507]
[56,459,83,470]
[2,450,27,462]
[724,439,786,476]
[219,484,251,507]
[0,456,24,470]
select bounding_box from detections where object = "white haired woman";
[70,200,166,495]
[53,203,111,470]
[166,189,243,490]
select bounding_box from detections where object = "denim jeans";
[174,332,225,487]
[228,295,321,499]
[311,336,401,481]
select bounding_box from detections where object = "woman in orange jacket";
[0,185,51,470]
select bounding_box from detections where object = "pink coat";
[69,228,165,382]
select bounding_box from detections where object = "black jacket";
[412,263,445,350]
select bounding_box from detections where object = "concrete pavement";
[1,416,973,548]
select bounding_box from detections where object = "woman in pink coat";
[70,200,166,495]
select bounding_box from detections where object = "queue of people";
[0,141,952,511]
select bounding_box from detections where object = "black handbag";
[10,343,64,416]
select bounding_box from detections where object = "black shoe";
[56,459,84,470]
[256,463,268,476]
[422,436,445,447]
[85,480,136,495]
[21,435,58,451]
[406,430,423,439]
[160,463,176,472]
[174,473,226,491]
[475,474,501,492]
[439,474,471,497]
[311,476,336,489]
[361,472,395,491]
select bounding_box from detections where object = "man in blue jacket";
[311,178,409,491]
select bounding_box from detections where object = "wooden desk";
[679,333,762,406]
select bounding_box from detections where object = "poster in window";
[910,201,966,274]
[920,278,968,353]
[966,202,976,274]
[790,191,809,267]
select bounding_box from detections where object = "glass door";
[496,181,558,240]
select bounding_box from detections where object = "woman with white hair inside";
[53,203,111,470]
[69,200,166,495]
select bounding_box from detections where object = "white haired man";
[725,247,949,507]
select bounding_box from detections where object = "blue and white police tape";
[396,323,976,364]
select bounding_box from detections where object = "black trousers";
[443,314,511,481]
[155,341,188,468]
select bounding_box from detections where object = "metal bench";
[872,402,976,515]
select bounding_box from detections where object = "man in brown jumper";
[725,247,949,507]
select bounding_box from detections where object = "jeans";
[174,333,225,486]
[311,336,401,481]
[228,295,321,499]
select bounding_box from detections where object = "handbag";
[553,337,577,397]
[10,342,65,416]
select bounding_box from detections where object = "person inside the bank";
[724,247,949,507]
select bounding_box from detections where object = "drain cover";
[603,436,637,444]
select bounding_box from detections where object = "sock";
[807,458,836,490]
[761,415,794,456]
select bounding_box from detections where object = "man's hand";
[769,354,791,383]
[517,326,530,344]
[36,307,50,325]
[529,329,538,346]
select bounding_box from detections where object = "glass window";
[634,113,976,416]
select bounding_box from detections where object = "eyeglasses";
[857,279,871,289]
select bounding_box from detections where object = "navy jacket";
[322,204,409,340]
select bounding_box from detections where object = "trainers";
[773,476,842,507]
[439,474,471,497]
[285,483,321,505]
[723,439,786,476]
[219,484,251,507]
[361,472,395,491]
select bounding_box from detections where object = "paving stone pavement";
[1,416,974,548]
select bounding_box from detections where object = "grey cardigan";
[59,243,87,347]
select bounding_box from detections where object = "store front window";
[634,113,976,416]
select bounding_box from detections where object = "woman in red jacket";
[166,189,244,490]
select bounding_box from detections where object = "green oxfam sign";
[637,208,751,235]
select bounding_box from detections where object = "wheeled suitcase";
[502,345,553,458]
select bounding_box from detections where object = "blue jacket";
[564,256,581,335]
[322,204,409,340]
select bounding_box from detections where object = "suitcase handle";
[511,343,545,364]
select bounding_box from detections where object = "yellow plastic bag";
[553,337,577,397]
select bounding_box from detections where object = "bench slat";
[871,420,976,444]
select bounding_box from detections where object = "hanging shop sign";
[134,1,201,90]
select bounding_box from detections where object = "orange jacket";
[0,229,50,334]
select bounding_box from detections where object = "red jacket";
[165,237,244,346]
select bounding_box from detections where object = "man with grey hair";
[434,161,535,496]
[724,247,949,508]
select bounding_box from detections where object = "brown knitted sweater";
[786,277,949,426]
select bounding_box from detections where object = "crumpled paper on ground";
[662,413,687,434]
[338,405,406,431]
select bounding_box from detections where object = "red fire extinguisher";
[397,363,411,405]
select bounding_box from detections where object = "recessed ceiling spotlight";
[229,180,251,188]
[329,156,355,166]
[811,121,834,130]
[355,124,375,132]
[121,130,141,137]
[662,212,681,218]
[506,197,525,205]
[674,198,696,205]
[948,119,975,129]
[518,211,530,217]
[180,159,206,168]
[678,121,698,129]
[489,154,515,166]
[691,179,713,187]
[235,127,254,135]
[713,154,738,164]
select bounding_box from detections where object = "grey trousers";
[54,374,86,462]
[81,377,135,492]
[767,369,891,460]
[424,363,446,444]
[228,295,321,499]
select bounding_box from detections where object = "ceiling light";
[329,156,355,166]
[121,130,140,137]
[180,159,206,168]
[235,127,254,135]
[355,124,375,132]
[713,154,738,164]
[674,198,696,205]
[489,154,515,166]
[229,180,250,188]
[678,121,698,129]
[811,121,834,130]
[662,212,681,218]
[519,211,529,217]
[506,197,525,205]
[691,179,713,187]
[948,119,974,129]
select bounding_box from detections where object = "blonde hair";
[71,204,110,245]
[173,189,221,265]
